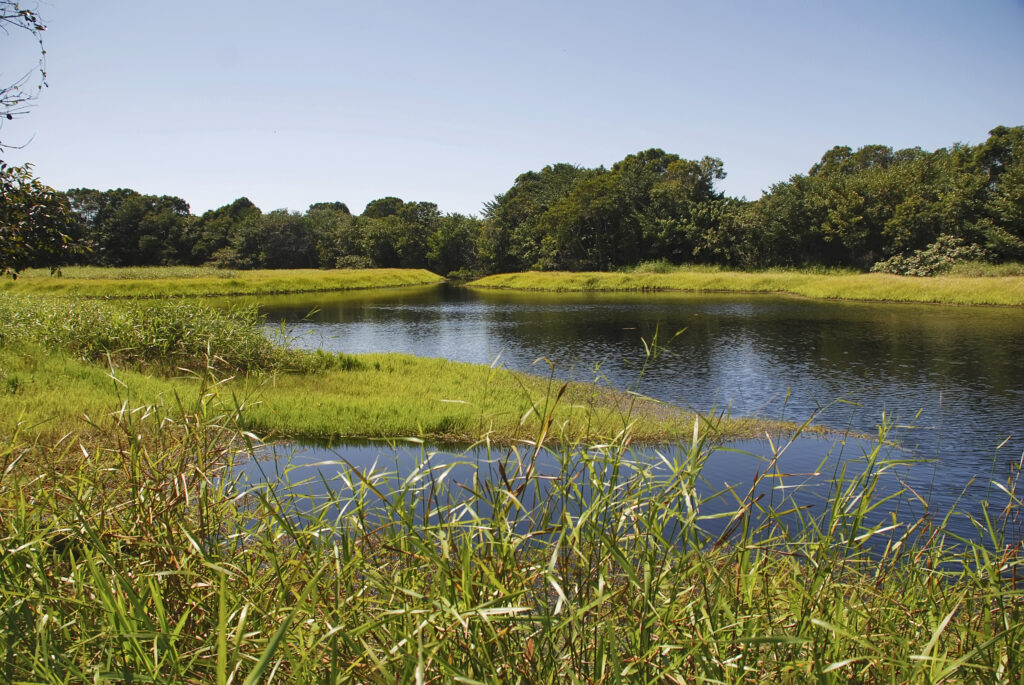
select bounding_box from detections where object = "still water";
[237,284,1024,530]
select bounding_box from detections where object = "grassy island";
[470,268,1024,306]
[0,266,445,298]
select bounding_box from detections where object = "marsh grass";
[1,267,444,298]
[470,269,1024,306]
[0,295,372,375]
[2,367,1022,682]
[20,265,238,280]
[0,295,282,371]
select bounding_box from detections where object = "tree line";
[3,125,1022,277]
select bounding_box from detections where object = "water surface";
[236,284,1024,530]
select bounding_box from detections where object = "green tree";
[743,175,828,266]
[356,198,439,268]
[65,188,192,266]
[643,155,727,263]
[189,197,261,264]
[308,201,350,215]
[427,213,481,275]
[362,196,404,219]
[307,201,362,267]
[984,155,1024,258]
[978,126,1024,259]
[483,163,591,272]
[974,125,1024,186]
[359,215,402,267]
[0,162,74,277]
[538,172,631,270]
[223,210,319,269]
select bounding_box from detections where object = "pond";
[234,283,1024,537]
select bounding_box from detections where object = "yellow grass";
[469,269,1024,306]
[1,267,444,297]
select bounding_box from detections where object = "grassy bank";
[470,268,1024,306]
[0,295,764,447]
[2,384,1021,681]
[1,266,444,298]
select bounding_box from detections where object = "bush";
[870,235,990,276]
[334,254,374,269]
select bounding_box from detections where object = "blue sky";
[2,0,1022,216]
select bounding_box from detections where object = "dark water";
[234,284,1024,536]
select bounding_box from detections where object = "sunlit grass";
[471,269,1024,306]
[1,377,1021,682]
[1,267,444,297]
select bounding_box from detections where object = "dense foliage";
[0,162,75,277]
[5,126,1024,276]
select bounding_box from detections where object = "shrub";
[871,235,990,276]
[334,254,374,269]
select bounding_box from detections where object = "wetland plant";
[1,373,1022,683]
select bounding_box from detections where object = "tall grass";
[0,295,279,371]
[1,370,1022,682]
[0,295,364,374]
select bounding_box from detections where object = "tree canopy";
[5,126,1024,277]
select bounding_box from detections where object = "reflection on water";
[237,433,1020,545]
[223,283,1024,529]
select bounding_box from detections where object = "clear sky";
[2,0,1022,216]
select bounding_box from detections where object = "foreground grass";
[2,385,1021,682]
[0,295,766,446]
[470,269,1024,306]
[1,267,444,298]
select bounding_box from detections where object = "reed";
[1,372,1021,682]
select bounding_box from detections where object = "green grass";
[2,379,1021,682]
[470,268,1024,306]
[1,267,445,298]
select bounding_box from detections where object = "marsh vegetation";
[0,280,1022,681]
[2,357,1022,681]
